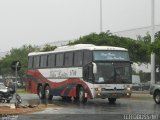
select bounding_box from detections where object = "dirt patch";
[0,104,59,115]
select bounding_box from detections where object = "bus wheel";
[154,91,160,104]
[66,97,72,101]
[73,97,78,102]
[7,100,10,103]
[45,85,53,100]
[62,96,71,101]
[38,86,45,99]
[108,98,116,104]
[78,87,87,103]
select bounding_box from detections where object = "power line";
[113,24,160,34]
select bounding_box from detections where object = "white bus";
[26,44,132,103]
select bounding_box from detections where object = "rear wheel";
[38,86,45,99]
[154,91,160,104]
[62,96,72,101]
[78,87,87,103]
[108,98,116,104]
[7,100,10,103]
[45,85,53,100]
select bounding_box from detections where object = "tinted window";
[64,52,73,67]
[74,51,83,66]
[33,56,40,68]
[83,50,92,65]
[48,54,55,67]
[40,55,48,68]
[28,56,33,69]
[93,51,129,61]
[56,53,64,67]
[94,63,131,84]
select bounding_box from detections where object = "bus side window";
[33,56,40,68]
[40,55,48,68]
[56,53,64,67]
[83,50,92,65]
[28,56,33,69]
[74,51,83,66]
[48,54,55,67]
[64,52,73,67]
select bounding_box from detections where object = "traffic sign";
[11,61,21,71]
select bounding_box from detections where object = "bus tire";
[38,86,45,99]
[66,97,72,101]
[62,96,71,101]
[108,98,116,104]
[78,87,87,104]
[45,85,53,100]
[154,91,160,104]
[7,100,10,103]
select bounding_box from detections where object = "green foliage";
[69,32,150,63]
[0,45,40,77]
[0,31,160,80]
[0,44,57,77]
[41,44,57,52]
[151,31,160,72]
[151,32,160,56]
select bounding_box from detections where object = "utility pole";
[151,0,155,84]
[100,0,102,33]
[15,61,19,107]
[11,61,21,107]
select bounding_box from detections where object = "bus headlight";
[127,87,131,91]
[95,88,102,91]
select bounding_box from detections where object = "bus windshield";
[94,62,131,84]
[93,50,129,61]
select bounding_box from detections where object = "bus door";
[83,63,94,97]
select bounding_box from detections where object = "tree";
[69,32,150,63]
[0,31,159,83]
[0,45,40,78]
[0,44,57,79]
[41,44,57,52]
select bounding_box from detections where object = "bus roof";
[28,44,128,56]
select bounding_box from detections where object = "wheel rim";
[79,89,83,102]
[45,87,50,99]
[155,94,160,103]
[39,87,42,98]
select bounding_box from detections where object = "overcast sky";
[0,0,159,51]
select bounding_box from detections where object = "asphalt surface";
[2,93,160,120]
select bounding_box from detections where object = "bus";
[26,44,132,103]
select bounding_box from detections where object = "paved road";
[15,93,160,120]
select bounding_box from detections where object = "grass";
[129,93,153,101]
[17,88,29,94]
[121,91,153,101]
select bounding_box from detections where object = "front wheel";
[7,100,10,103]
[108,98,116,104]
[154,91,160,104]
[38,86,45,99]
[45,85,53,100]
[78,87,87,104]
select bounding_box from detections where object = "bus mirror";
[92,62,97,74]
[130,61,133,64]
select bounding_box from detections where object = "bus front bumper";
[94,89,131,98]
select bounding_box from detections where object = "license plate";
[112,93,117,96]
